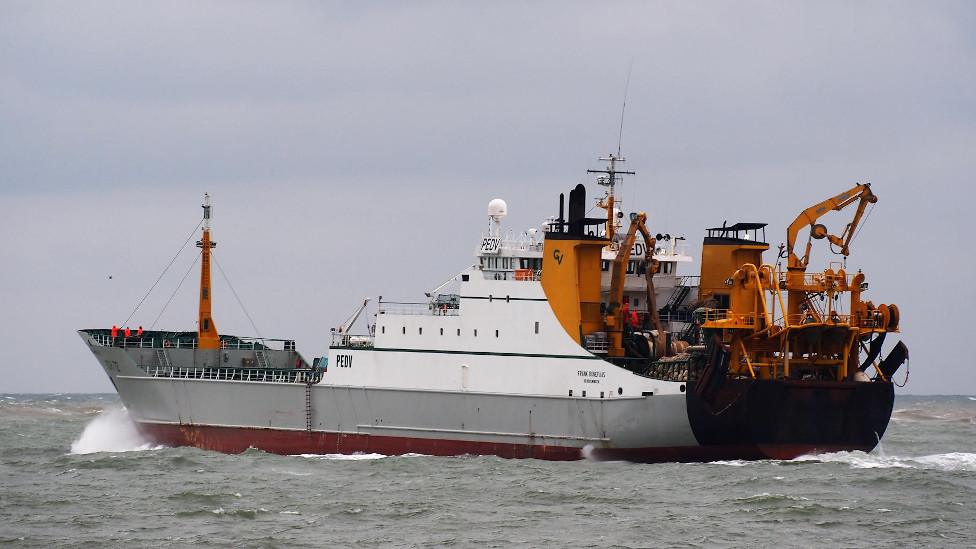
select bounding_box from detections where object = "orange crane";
[786,183,877,271]
[784,183,877,318]
[605,213,665,357]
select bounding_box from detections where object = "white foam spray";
[793,450,976,472]
[70,406,161,454]
[580,444,596,461]
[295,453,391,461]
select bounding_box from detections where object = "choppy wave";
[294,452,428,460]
[176,507,272,519]
[795,451,976,471]
[699,451,976,472]
[893,407,975,424]
[2,394,974,547]
[69,407,162,454]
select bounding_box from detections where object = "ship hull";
[115,373,893,463]
[686,378,895,459]
[136,421,868,462]
[81,332,895,463]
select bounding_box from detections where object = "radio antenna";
[617,58,633,157]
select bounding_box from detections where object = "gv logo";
[553,249,564,265]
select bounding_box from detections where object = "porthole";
[617,387,623,395]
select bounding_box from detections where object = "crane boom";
[786,183,877,270]
[606,213,664,357]
[338,298,370,335]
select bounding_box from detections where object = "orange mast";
[197,193,220,349]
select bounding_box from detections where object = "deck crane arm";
[607,213,664,337]
[337,298,371,335]
[607,214,645,315]
[786,183,878,270]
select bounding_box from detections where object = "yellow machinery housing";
[698,185,900,382]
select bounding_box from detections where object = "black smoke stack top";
[558,193,565,232]
[568,184,586,236]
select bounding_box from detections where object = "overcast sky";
[1,1,973,394]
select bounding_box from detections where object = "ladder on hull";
[304,382,313,432]
[254,350,272,369]
[155,349,173,368]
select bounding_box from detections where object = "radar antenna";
[588,154,635,243]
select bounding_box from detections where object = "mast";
[588,154,634,243]
[196,193,220,350]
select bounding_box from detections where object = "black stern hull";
[686,379,895,460]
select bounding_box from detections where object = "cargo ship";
[79,156,908,462]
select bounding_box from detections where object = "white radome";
[488,198,508,220]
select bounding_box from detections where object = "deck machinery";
[544,182,907,458]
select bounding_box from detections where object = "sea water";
[1,394,974,547]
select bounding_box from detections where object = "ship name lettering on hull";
[336,354,353,368]
[578,370,605,383]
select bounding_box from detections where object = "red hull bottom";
[138,423,867,463]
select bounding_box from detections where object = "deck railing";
[330,333,375,348]
[141,364,322,384]
[87,333,291,351]
[378,301,461,317]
